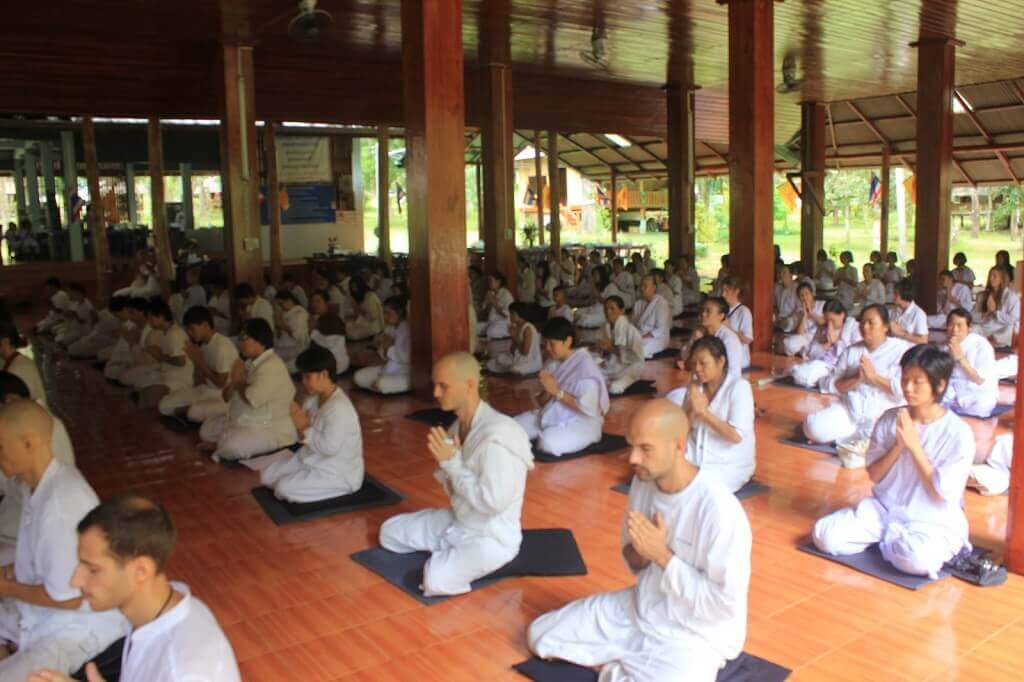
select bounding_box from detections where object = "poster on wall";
[260,184,337,225]
[275,136,332,184]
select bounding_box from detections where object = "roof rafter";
[954,89,1020,184]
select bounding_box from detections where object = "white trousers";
[971,434,1013,496]
[782,332,812,357]
[353,366,411,394]
[926,313,948,329]
[812,497,964,579]
[54,322,88,347]
[996,354,1018,379]
[35,312,62,333]
[575,305,606,329]
[68,332,113,359]
[157,384,225,419]
[528,588,724,682]
[0,601,114,680]
[514,409,603,456]
[379,508,517,597]
[260,455,359,503]
[790,360,830,389]
[477,318,511,340]
[487,353,541,376]
[641,336,668,359]
[120,363,160,389]
[803,401,857,444]
[607,374,639,396]
[200,416,286,460]
[975,320,1015,347]
[943,385,998,418]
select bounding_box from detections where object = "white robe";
[515,349,608,456]
[774,284,799,332]
[971,434,1013,496]
[941,333,999,417]
[478,287,515,339]
[207,292,232,336]
[665,275,684,316]
[804,337,911,445]
[347,292,384,340]
[5,353,47,407]
[725,303,753,369]
[307,330,349,375]
[528,471,752,681]
[858,279,887,307]
[835,265,859,310]
[791,317,861,388]
[782,300,826,356]
[953,266,976,288]
[974,289,1020,347]
[68,309,120,358]
[275,306,310,364]
[666,375,756,492]
[260,389,364,502]
[379,401,533,596]
[576,283,628,328]
[537,276,558,308]
[248,297,276,333]
[519,267,537,303]
[600,316,645,395]
[813,408,973,578]
[158,332,238,421]
[353,321,411,394]
[488,322,542,375]
[548,304,574,323]
[894,301,928,339]
[697,326,745,380]
[613,272,636,309]
[632,294,671,358]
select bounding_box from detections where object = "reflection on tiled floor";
[31,336,1024,681]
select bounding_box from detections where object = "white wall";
[186,210,364,263]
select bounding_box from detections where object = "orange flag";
[777,181,799,213]
[903,174,916,203]
[616,187,629,211]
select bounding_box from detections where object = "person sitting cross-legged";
[379,352,534,597]
[260,346,364,502]
[812,344,974,578]
[940,308,999,418]
[595,296,645,396]
[27,494,240,682]
[527,399,752,681]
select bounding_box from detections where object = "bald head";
[0,398,52,442]
[432,352,481,412]
[0,399,54,481]
[435,352,480,383]
[632,399,689,442]
[626,399,691,483]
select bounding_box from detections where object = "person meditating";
[595,296,645,396]
[353,296,411,394]
[927,270,974,329]
[941,308,999,418]
[514,318,608,456]
[803,304,911,462]
[678,297,745,379]
[0,401,127,679]
[260,346,364,502]
[28,495,240,682]
[666,337,756,493]
[527,399,752,680]
[632,275,671,359]
[0,320,47,407]
[487,302,543,376]
[272,289,310,366]
[889,280,929,345]
[379,352,533,597]
[812,345,974,578]
[477,272,515,340]
[790,299,861,388]
[781,282,825,356]
[974,265,1020,347]
[199,319,297,461]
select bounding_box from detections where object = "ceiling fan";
[288,0,334,42]
[580,27,610,70]
[776,53,805,94]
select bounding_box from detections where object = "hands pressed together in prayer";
[538,370,561,398]
[894,408,922,454]
[858,355,879,385]
[627,511,672,569]
[427,425,459,464]
[684,383,709,420]
[29,663,105,682]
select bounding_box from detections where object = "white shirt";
[866,408,973,534]
[623,472,751,661]
[382,321,411,375]
[823,337,911,434]
[227,349,297,446]
[201,333,240,390]
[938,282,974,315]
[709,325,745,379]
[184,284,207,311]
[279,306,310,349]
[436,402,534,547]
[310,331,349,374]
[943,333,999,409]
[6,353,46,407]
[487,288,514,324]
[666,375,756,492]
[726,303,753,370]
[512,321,543,373]
[248,297,276,332]
[14,459,128,644]
[120,582,239,682]
[807,316,861,366]
[602,315,645,376]
[895,301,928,338]
[295,389,364,494]
[632,294,671,346]
[160,325,194,388]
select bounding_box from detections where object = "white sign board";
[276,136,332,184]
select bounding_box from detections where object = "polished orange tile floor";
[27,337,1024,681]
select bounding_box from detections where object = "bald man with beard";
[527,399,752,681]
[379,352,534,597]
[0,401,127,679]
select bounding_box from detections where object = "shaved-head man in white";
[528,399,752,681]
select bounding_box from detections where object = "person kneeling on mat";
[28,495,240,682]
[528,399,752,681]
[261,346,364,502]
[379,352,534,597]
[812,345,974,578]
[514,317,609,456]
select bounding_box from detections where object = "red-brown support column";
[879,147,891,256]
[667,83,696,261]
[480,0,517,293]
[800,102,825,273]
[610,169,619,243]
[377,125,392,267]
[533,130,545,246]
[147,119,174,293]
[402,0,469,393]
[913,36,957,314]
[82,117,111,301]
[219,44,262,288]
[265,121,283,284]
[547,131,561,258]
[725,0,775,351]
[1010,324,1024,574]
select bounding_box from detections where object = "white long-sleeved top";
[382,320,411,375]
[666,374,756,492]
[937,282,974,315]
[279,305,310,348]
[622,471,752,661]
[435,401,534,547]
[632,294,671,350]
[294,389,364,493]
[774,283,799,329]
[858,279,887,306]
[806,316,861,365]
[726,303,753,370]
[601,315,645,377]
[975,289,1021,339]
[5,353,47,407]
[822,336,911,431]
[119,582,240,682]
[226,349,297,446]
[510,321,543,374]
[894,301,928,338]
[942,332,999,412]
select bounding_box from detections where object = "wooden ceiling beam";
[826,104,841,169]
[564,131,638,167]
[954,89,1020,184]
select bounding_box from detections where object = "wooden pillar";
[24,148,42,230]
[480,0,517,292]
[40,143,57,229]
[219,44,262,288]
[667,83,696,261]
[12,154,26,220]
[180,163,194,231]
[264,122,283,283]
[377,125,392,266]
[726,0,775,351]
[82,117,111,300]
[533,130,545,245]
[547,131,561,258]
[610,169,619,243]
[402,0,469,393]
[475,162,483,236]
[879,148,891,256]
[913,37,957,315]
[800,101,825,273]
[61,130,84,261]
[1009,320,1024,573]
[147,119,174,290]
[125,164,138,226]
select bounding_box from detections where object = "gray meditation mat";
[483,369,540,379]
[780,428,839,457]
[952,403,1013,419]
[649,347,679,360]
[73,636,124,682]
[769,375,821,394]
[533,433,629,463]
[612,380,657,397]
[611,478,769,501]
[796,541,947,590]
[351,386,413,397]
[1000,377,1015,385]
[251,475,404,526]
[350,528,588,605]
[405,408,457,428]
[513,651,791,682]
